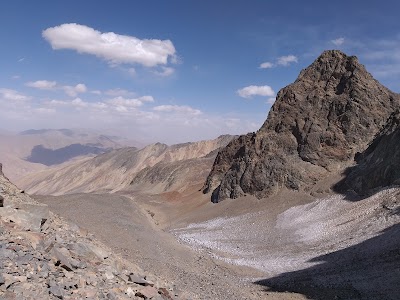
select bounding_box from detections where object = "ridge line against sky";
[1,0,400,144]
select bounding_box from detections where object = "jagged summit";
[204,50,400,202]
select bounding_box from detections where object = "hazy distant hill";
[18,135,234,195]
[0,128,135,181]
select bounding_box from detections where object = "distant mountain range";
[0,128,135,181]
[18,135,234,195]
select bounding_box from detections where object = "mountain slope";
[203,50,400,202]
[19,135,234,195]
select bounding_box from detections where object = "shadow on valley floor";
[255,223,400,300]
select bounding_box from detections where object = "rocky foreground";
[0,164,181,300]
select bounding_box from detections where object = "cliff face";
[336,110,400,196]
[203,50,400,202]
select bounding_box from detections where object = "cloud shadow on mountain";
[25,144,110,166]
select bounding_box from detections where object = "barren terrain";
[35,192,307,300]
[34,185,400,300]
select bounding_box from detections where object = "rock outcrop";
[203,50,400,202]
[0,166,180,299]
[336,110,400,196]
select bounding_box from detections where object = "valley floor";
[35,193,306,300]
[35,188,400,300]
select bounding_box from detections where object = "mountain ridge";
[203,50,400,202]
[18,135,235,195]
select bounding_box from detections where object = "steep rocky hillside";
[18,135,233,195]
[335,110,400,196]
[203,50,400,202]
[130,156,215,195]
[0,164,181,299]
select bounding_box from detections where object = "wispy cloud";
[277,55,298,66]
[237,85,275,99]
[153,66,175,77]
[259,62,274,69]
[26,80,57,89]
[42,23,177,68]
[259,55,298,69]
[104,88,135,97]
[0,86,263,144]
[331,37,345,46]
[153,104,202,115]
[26,80,87,97]
[0,88,30,102]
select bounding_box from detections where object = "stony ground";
[35,193,307,300]
[34,186,400,300]
[0,171,181,300]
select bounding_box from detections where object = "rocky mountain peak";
[204,50,400,202]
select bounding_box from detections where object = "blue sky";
[1,1,400,144]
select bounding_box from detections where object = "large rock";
[203,50,400,202]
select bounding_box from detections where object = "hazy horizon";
[1,1,400,143]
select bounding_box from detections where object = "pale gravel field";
[171,189,400,299]
[173,190,399,274]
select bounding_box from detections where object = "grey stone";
[128,274,152,286]
[0,207,42,232]
[49,284,64,299]
[52,248,73,271]
[135,285,158,299]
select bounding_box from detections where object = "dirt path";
[35,193,306,300]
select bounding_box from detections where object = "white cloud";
[153,105,202,115]
[267,97,276,104]
[138,96,154,102]
[331,37,345,46]
[153,66,175,77]
[277,55,298,66]
[26,80,57,89]
[259,62,274,69]
[42,23,176,67]
[63,84,87,97]
[18,58,25,63]
[71,98,88,107]
[259,55,298,69]
[12,75,20,80]
[237,85,275,99]
[0,88,30,101]
[48,99,68,106]
[0,88,264,144]
[26,80,87,97]
[91,90,102,95]
[107,96,143,108]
